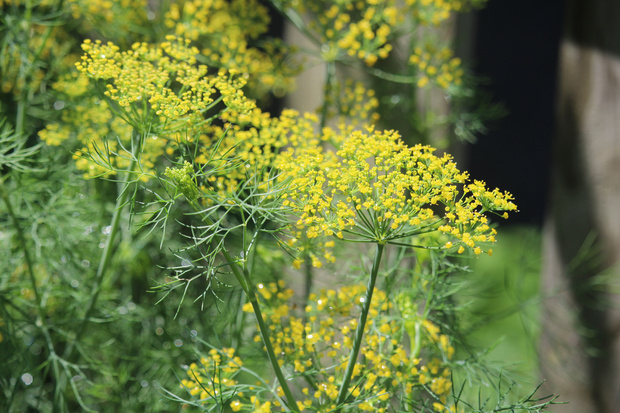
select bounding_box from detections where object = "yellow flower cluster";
[321,80,380,125]
[65,0,149,38]
[164,0,300,97]
[43,37,265,179]
[288,231,336,270]
[165,0,267,47]
[279,126,516,254]
[0,0,56,8]
[286,0,400,66]
[76,37,229,131]
[196,109,324,200]
[185,281,457,412]
[181,347,243,404]
[410,45,464,90]
[406,0,474,26]
[437,180,515,255]
[405,0,487,93]
[50,31,514,257]
[38,89,170,180]
[38,95,140,179]
[405,0,464,26]
[282,0,481,78]
[51,71,91,97]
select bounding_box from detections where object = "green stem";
[411,320,422,360]
[188,207,299,411]
[0,177,41,306]
[335,242,385,410]
[231,290,247,350]
[219,247,300,412]
[15,100,25,137]
[63,129,141,357]
[319,61,337,131]
[303,254,313,312]
[364,66,417,84]
[269,0,321,46]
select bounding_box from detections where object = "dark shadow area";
[466,0,566,226]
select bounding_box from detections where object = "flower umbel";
[75,36,259,134]
[165,161,199,202]
[280,125,516,254]
[62,37,262,180]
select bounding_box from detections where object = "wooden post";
[541,1,620,411]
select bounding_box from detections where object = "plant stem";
[268,0,321,46]
[319,61,337,131]
[0,177,41,305]
[303,254,313,313]
[335,242,385,410]
[187,206,299,411]
[63,129,140,357]
[219,247,300,412]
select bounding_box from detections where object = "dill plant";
[0,0,559,412]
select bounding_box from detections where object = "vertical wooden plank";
[541,1,620,411]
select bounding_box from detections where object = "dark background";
[467,0,567,226]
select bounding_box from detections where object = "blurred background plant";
[1,0,557,412]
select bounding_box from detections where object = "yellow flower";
[280,125,515,253]
[163,0,299,97]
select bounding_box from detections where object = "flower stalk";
[185,211,299,412]
[335,241,385,410]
